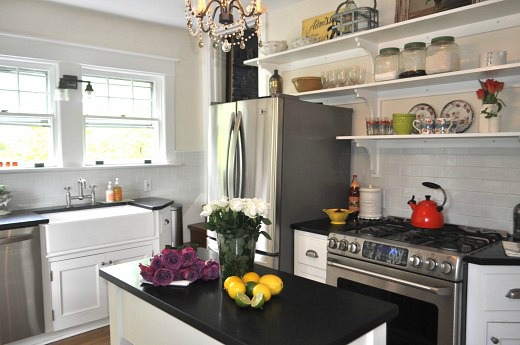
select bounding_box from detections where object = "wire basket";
[330,0,379,39]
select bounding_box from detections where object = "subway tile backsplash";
[352,146,520,234]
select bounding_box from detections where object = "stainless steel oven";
[327,252,462,345]
[319,217,504,345]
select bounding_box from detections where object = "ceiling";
[45,0,296,28]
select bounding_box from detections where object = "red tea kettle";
[407,182,447,229]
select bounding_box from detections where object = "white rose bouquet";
[201,197,272,241]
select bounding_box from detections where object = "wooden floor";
[49,326,110,345]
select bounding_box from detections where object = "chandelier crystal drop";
[185,0,266,52]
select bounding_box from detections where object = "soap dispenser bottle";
[113,178,123,202]
[106,181,114,202]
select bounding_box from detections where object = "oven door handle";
[328,261,453,296]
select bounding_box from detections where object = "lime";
[227,281,246,299]
[242,271,260,283]
[235,292,251,308]
[251,292,265,309]
[252,283,272,302]
[245,281,257,297]
[224,276,242,290]
[259,274,284,295]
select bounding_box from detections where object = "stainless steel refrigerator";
[207,95,352,273]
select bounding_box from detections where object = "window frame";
[0,56,58,167]
[81,66,165,166]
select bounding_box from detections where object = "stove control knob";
[409,255,423,267]
[338,240,348,251]
[425,258,437,271]
[348,242,360,254]
[328,237,338,249]
[440,261,453,274]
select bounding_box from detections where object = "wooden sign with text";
[302,11,335,41]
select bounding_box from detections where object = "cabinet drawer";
[487,322,520,345]
[481,268,520,312]
[294,264,326,284]
[294,230,327,270]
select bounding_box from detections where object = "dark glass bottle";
[348,174,360,217]
[269,69,283,96]
[514,203,520,242]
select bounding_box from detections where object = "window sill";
[0,162,183,174]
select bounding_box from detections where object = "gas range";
[327,217,504,282]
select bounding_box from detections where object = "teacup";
[435,118,455,134]
[413,118,435,135]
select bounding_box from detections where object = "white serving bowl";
[260,40,288,55]
[291,36,319,49]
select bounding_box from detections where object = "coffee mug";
[435,118,455,134]
[480,50,507,67]
[413,118,435,135]
[392,113,416,135]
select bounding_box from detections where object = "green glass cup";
[392,113,416,135]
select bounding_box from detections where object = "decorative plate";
[409,103,436,133]
[440,100,474,133]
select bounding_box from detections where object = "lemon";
[245,281,257,297]
[227,281,246,299]
[224,276,242,290]
[235,292,251,308]
[259,274,284,295]
[252,283,272,302]
[251,292,265,309]
[242,271,260,284]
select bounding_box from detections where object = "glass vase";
[217,232,256,281]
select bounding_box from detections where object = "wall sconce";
[55,75,94,101]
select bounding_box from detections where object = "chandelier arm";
[229,0,258,17]
[195,0,224,17]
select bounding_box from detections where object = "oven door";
[327,253,462,345]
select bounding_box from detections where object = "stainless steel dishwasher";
[0,226,44,344]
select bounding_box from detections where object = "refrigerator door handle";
[225,112,237,198]
[235,111,244,198]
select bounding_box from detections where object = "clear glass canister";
[399,42,426,78]
[425,36,460,75]
[374,47,400,82]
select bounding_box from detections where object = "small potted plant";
[0,184,12,215]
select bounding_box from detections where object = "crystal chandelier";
[185,0,266,52]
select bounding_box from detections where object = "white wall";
[0,0,207,233]
[266,0,520,234]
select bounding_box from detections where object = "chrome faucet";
[64,177,96,208]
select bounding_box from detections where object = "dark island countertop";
[100,252,398,345]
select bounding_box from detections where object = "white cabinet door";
[50,253,107,331]
[49,244,154,331]
[294,230,327,283]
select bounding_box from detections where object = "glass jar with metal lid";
[425,36,460,75]
[398,42,426,78]
[374,47,400,82]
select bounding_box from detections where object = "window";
[0,60,55,167]
[82,70,162,165]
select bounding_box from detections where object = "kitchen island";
[99,253,398,345]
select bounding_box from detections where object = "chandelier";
[185,0,266,52]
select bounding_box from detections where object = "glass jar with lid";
[425,36,460,75]
[398,42,427,78]
[374,47,400,82]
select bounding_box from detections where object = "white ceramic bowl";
[291,36,319,49]
[260,41,288,55]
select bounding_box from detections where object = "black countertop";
[291,217,358,236]
[464,241,520,265]
[100,251,398,345]
[0,210,49,231]
[130,197,174,210]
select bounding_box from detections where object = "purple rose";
[205,260,219,270]
[193,259,206,277]
[152,268,174,286]
[181,266,200,282]
[150,254,164,270]
[139,263,155,282]
[161,249,183,271]
[172,269,184,281]
[181,247,197,267]
[202,265,219,281]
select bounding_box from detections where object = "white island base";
[107,282,387,345]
